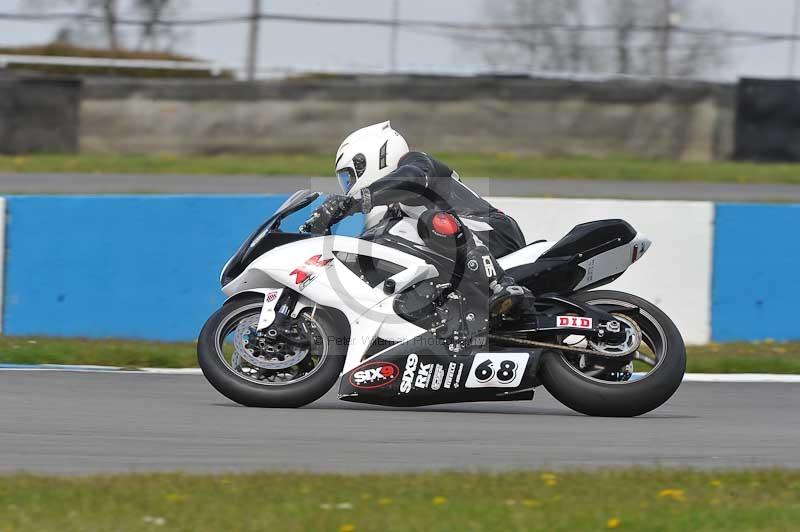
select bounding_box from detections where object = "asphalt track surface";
[2,371,799,474]
[3,173,800,201]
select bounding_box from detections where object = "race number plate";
[464,352,529,389]
[338,332,542,407]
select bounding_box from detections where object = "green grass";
[1,336,799,373]
[687,341,800,374]
[2,153,800,184]
[0,336,196,369]
[1,469,798,531]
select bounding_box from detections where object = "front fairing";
[221,232,314,287]
[220,190,320,286]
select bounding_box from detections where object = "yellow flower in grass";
[658,489,686,502]
[709,480,722,488]
[164,493,187,503]
[432,496,447,506]
[607,517,622,529]
[377,497,393,506]
[522,499,542,508]
[540,473,558,486]
[339,525,356,532]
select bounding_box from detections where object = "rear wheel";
[197,294,346,407]
[539,290,686,417]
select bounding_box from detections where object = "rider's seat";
[540,219,636,259]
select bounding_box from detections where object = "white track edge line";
[1,365,800,382]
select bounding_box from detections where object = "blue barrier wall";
[3,195,362,341]
[712,203,800,342]
[3,195,799,343]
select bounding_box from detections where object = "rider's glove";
[299,194,359,234]
[361,188,373,214]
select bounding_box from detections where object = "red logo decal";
[556,316,593,329]
[290,255,333,288]
[265,291,278,303]
[349,361,401,390]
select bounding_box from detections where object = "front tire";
[539,290,686,417]
[198,294,346,408]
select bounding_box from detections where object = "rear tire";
[197,294,346,408]
[539,290,686,417]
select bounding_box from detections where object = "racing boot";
[489,276,535,317]
[460,246,534,317]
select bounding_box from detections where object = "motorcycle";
[198,190,686,417]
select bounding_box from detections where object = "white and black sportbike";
[198,191,686,417]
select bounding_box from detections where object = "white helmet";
[335,121,409,195]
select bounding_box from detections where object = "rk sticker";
[399,354,434,394]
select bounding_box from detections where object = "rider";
[299,121,532,317]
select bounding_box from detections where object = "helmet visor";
[337,168,357,193]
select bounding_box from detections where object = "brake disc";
[233,316,309,370]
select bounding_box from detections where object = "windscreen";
[219,190,320,286]
[274,190,320,218]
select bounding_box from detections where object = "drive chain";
[487,334,638,358]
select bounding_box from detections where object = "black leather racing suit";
[300,151,529,323]
[358,152,529,320]
[362,151,526,258]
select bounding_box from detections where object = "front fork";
[250,288,301,332]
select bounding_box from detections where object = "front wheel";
[539,290,686,417]
[197,294,346,407]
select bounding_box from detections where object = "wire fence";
[2,10,800,42]
[2,9,800,79]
